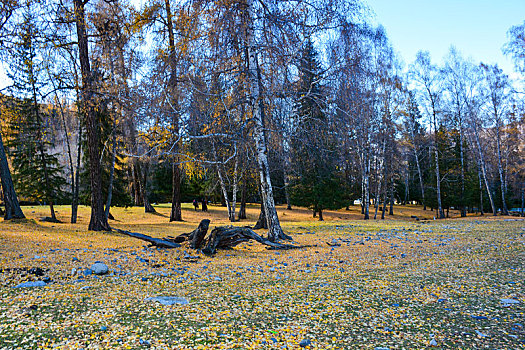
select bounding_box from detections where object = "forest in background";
[0,0,524,236]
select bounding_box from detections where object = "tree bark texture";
[0,128,25,220]
[244,0,287,241]
[74,0,109,231]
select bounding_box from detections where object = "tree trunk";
[245,0,286,241]
[0,128,25,220]
[381,178,387,220]
[132,164,141,206]
[495,120,508,215]
[318,207,323,221]
[432,111,445,219]
[165,0,182,223]
[34,97,57,221]
[282,145,292,210]
[389,178,394,215]
[213,143,236,222]
[459,127,466,217]
[238,174,247,219]
[478,168,484,215]
[141,161,156,213]
[71,121,82,223]
[29,58,57,221]
[472,127,496,215]
[253,200,267,230]
[170,161,182,221]
[374,141,385,220]
[521,187,525,217]
[104,120,117,220]
[52,91,77,223]
[230,155,239,222]
[73,0,109,231]
[404,161,409,205]
[363,154,370,219]
[410,122,425,210]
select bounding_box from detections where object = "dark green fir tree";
[5,3,65,221]
[290,38,347,220]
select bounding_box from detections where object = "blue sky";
[1,1,524,89]
[366,0,525,77]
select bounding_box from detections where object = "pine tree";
[5,3,64,220]
[290,38,346,220]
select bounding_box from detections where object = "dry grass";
[0,204,524,349]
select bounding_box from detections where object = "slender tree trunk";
[409,120,425,209]
[472,127,496,215]
[230,155,239,222]
[141,161,156,213]
[404,160,409,205]
[459,127,466,217]
[478,167,484,215]
[213,143,235,222]
[33,93,57,221]
[363,153,370,220]
[165,0,182,222]
[238,173,247,219]
[318,207,323,221]
[282,146,292,210]
[71,121,82,223]
[495,121,508,215]
[0,127,25,220]
[374,140,385,220]
[521,187,525,217]
[104,121,117,220]
[74,0,109,231]
[216,166,232,221]
[431,110,445,219]
[389,177,394,215]
[381,181,387,220]
[170,161,182,221]
[132,164,141,206]
[52,91,77,222]
[245,0,285,241]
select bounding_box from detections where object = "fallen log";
[167,219,210,247]
[113,219,304,255]
[201,226,302,256]
[112,227,182,248]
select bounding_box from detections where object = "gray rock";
[91,262,108,275]
[299,338,311,347]
[14,281,47,288]
[145,296,189,305]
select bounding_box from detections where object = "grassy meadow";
[0,204,524,349]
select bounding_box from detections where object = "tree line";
[0,0,524,238]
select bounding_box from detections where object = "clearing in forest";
[0,204,524,349]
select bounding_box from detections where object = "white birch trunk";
[472,126,497,215]
[495,119,508,215]
[245,0,285,241]
[408,120,425,209]
[231,155,239,222]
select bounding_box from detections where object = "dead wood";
[112,227,182,248]
[201,226,303,256]
[113,219,304,255]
